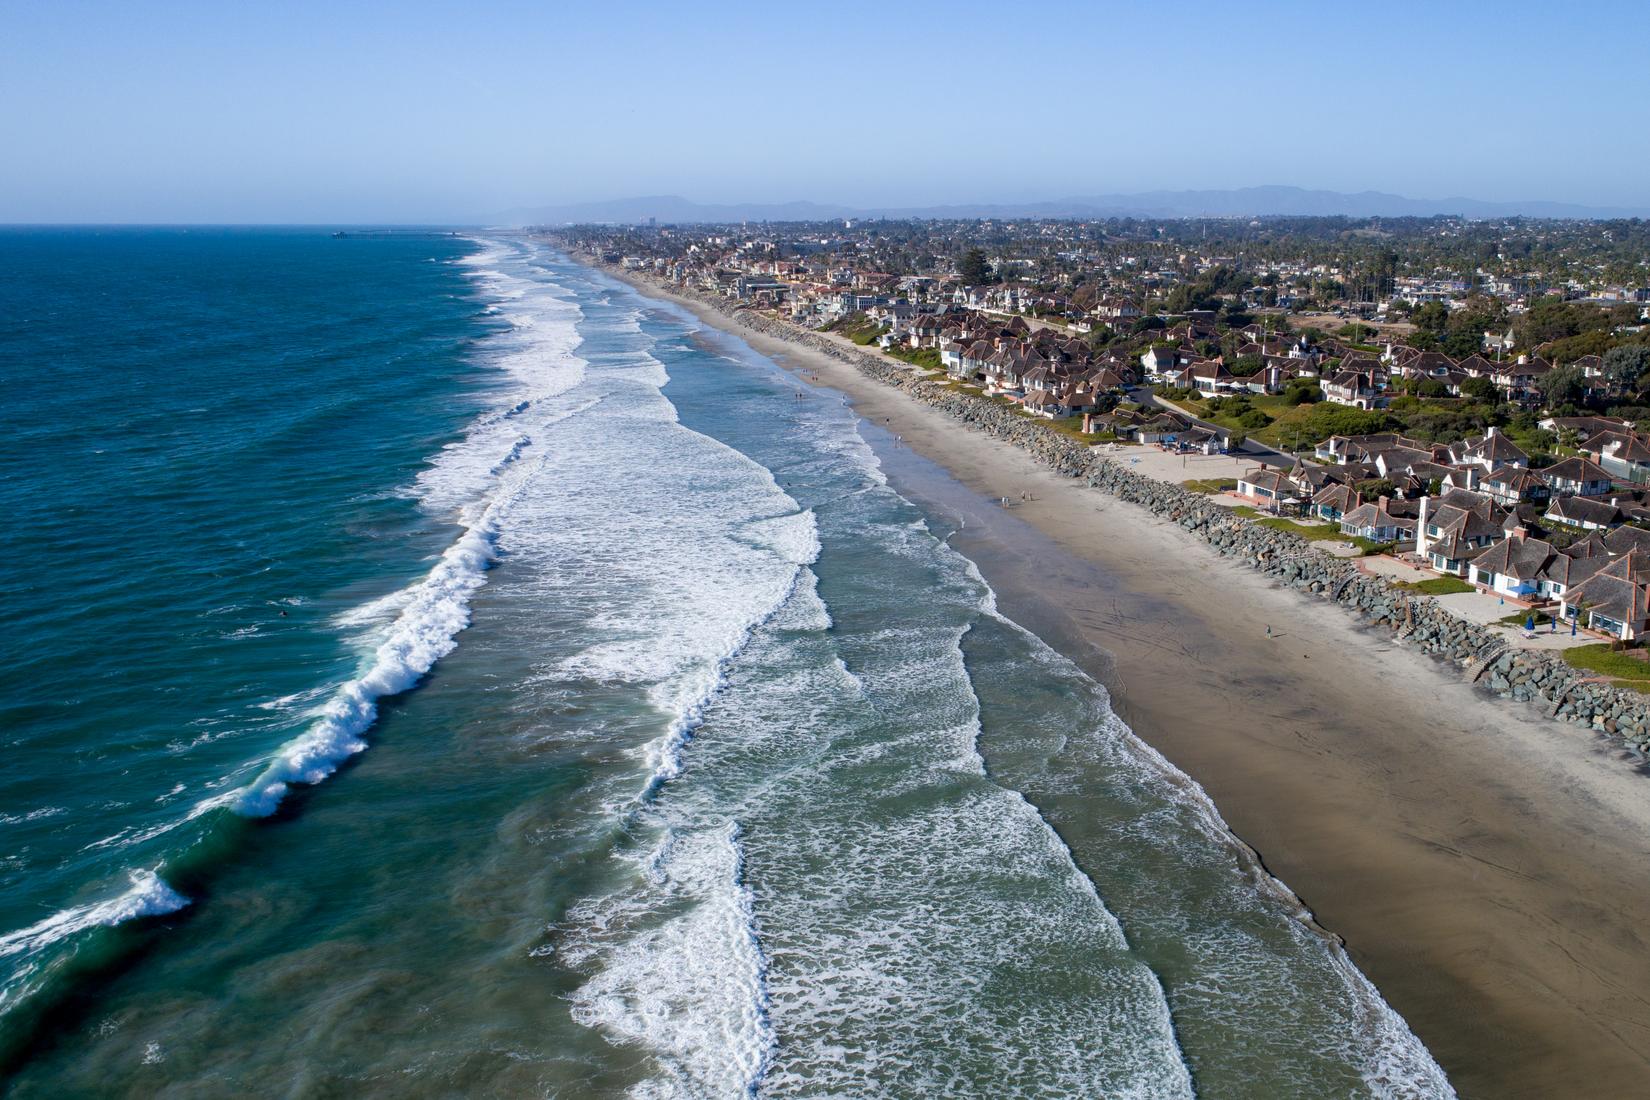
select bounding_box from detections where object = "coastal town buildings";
[564,215,1650,641]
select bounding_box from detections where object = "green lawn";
[1228,506,1391,553]
[885,345,941,370]
[826,312,890,346]
[1182,478,1237,494]
[1563,643,1650,681]
[1257,516,1346,541]
[1041,416,1113,445]
[1397,576,1473,595]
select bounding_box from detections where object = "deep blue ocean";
[0,229,1454,1096]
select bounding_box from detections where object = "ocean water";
[0,229,1454,1097]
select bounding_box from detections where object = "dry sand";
[606,266,1650,1099]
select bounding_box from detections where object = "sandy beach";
[604,263,1650,1099]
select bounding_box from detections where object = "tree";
[1461,376,1499,403]
[959,248,993,285]
[1441,328,1484,360]
[1284,380,1320,405]
[1411,300,1449,337]
[1536,363,1587,408]
[1602,345,1650,394]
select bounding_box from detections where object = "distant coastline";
[502,187,1650,226]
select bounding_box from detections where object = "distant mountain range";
[499,186,1646,225]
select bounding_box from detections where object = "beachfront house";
[1339,497,1414,544]
[1180,427,1225,455]
[1134,413,1195,445]
[1559,552,1650,640]
[1415,490,1507,574]
[1467,533,1557,599]
[1311,483,1358,523]
[1236,468,1303,514]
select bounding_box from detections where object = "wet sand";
[604,265,1650,1098]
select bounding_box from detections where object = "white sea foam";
[519,285,1198,1091]
[80,817,189,853]
[613,563,1196,1098]
[252,685,333,712]
[330,587,416,630]
[553,282,1448,1095]
[564,821,773,1099]
[952,560,1455,1096]
[487,284,822,809]
[0,237,597,1012]
[221,236,585,819]
[230,473,522,818]
[0,806,68,827]
[0,870,188,962]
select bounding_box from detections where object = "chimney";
[1486,425,1497,438]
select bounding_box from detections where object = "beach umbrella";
[1526,614,1535,632]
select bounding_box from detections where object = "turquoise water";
[0,230,1453,1096]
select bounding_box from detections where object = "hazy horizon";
[4,0,1648,223]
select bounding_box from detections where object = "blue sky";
[3,0,1646,222]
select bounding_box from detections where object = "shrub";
[1271,402,1393,442]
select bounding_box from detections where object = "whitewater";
[0,233,1454,1097]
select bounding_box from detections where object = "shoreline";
[589,255,1650,1098]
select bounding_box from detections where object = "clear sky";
[3,0,1647,222]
